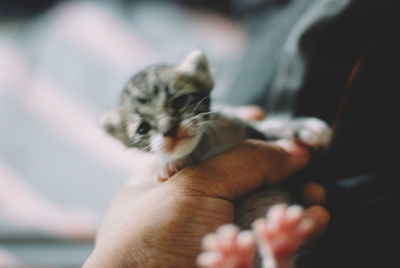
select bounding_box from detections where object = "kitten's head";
[101,50,213,159]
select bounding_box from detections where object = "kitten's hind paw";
[295,118,331,149]
[197,224,256,268]
[253,204,313,268]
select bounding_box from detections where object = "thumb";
[178,139,310,200]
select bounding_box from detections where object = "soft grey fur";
[101,50,331,267]
[102,50,329,163]
[102,54,212,151]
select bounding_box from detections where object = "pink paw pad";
[253,204,313,268]
[197,224,256,268]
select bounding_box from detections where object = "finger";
[215,224,240,251]
[234,105,265,121]
[202,233,219,251]
[302,205,330,246]
[236,230,256,249]
[284,205,304,230]
[294,218,314,240]
[196,252,223,268]
[178,139,310,200]
[266,204,289,230]
[302,182,327,205]
[252,218,270,243]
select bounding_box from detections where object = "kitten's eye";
[137,121,151,135]
[137,97,151,104]
[172,94,191,110]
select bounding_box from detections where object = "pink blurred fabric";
[0,1,246,265]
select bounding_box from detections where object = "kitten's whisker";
[149,137,164,151]
[141,142,154,151]
[185,116,214,130]
[188,111,217,122]
[191,96,210,113]
[130,140,141,147]
[149,136,176,153]
[183,111,217,128]
[140,136,163,152]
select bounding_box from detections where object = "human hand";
[82,138,327,268]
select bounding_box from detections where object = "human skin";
[83,139,329,268]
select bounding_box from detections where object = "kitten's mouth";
[162,127,199,156]
[164,134,196,153]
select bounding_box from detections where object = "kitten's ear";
[99,109,128,145]
[177,50,209,74]
[176,50,213,91]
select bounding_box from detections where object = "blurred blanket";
[0,0,312,266]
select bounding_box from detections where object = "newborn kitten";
[101,50,330,181]
[101,50,331,268]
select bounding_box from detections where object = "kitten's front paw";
[157,157,192,182]
[295,118,331,149]
[253,204,313,268]
[197,225,256,268]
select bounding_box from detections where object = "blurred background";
[0,0,315,267]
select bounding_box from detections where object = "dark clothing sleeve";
[287,1,400,267]
[295,0,400,175]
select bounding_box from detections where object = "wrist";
[83,245,137,268]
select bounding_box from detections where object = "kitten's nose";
[163,125,179,138]
[159,117,180,138]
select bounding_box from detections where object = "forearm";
[83,247,133,268]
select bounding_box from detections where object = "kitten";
[101,50,330,181]
[101,50,331,268]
